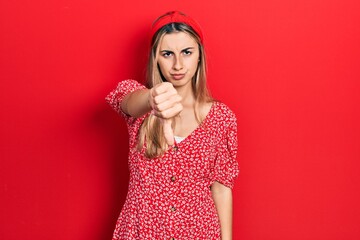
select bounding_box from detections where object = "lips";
[171,73,186,80]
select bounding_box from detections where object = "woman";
[106,11,239,240]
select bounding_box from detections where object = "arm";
[120,82,182,119]
[211,181,233,240]
[121,88,152,118]
[209,108,239,240]
[119,81,183,145]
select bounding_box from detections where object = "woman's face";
[157,31,200,89]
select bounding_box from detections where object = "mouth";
[171,73,186,80]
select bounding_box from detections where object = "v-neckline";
[172,101,217,148]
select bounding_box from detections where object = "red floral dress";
[105,79,240,240]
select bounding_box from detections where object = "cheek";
[188,58,199,72]
[156,61,165,75]
[157,60,171,73]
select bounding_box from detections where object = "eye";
[183,50,192,55]
[162,52,172,57]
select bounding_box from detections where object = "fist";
[149,82,183,118]
[148,82,183,146]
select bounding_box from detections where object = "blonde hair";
[137,18,213,158]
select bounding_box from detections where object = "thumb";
[162,118,174,146]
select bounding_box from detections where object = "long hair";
[137,13,213,158]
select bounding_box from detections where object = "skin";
[155,31,207,144]
[121,31,233,240]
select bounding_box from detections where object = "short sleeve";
[105,79,147,126]
[210,117,240,189]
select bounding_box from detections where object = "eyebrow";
[160,47,195,53]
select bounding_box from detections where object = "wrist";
[147,88,153,110]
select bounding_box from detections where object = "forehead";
[159,31,198,50]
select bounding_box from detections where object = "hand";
[148,82,183,145]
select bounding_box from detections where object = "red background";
[1,0,360,239]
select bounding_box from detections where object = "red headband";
[150,11,204,43]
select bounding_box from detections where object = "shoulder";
[114,79,146,92]
[212,100,237,126]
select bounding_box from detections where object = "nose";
[173,55,183,71]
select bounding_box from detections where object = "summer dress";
[105,79,240,240]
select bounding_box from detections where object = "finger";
[158,103,183,119]
[152,82,174,96]
[156,95,182,112]
[153,88,178,105]
[163,118,174,146]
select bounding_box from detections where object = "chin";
[171,79,192,87]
